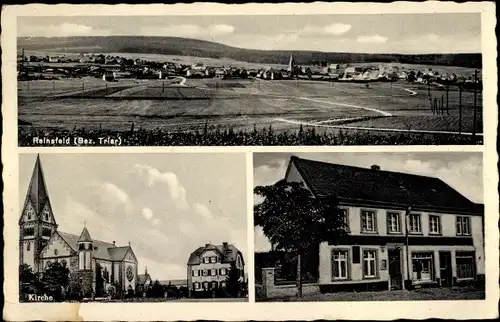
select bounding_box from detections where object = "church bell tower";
[19,155,58,273]
[77,226,94,296]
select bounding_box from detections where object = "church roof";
[137,273,152,285]
[187,243,242,266]
[78,227,92,242]
[57,231,132,261]
[22,154,51,216]
[287,156,483,215]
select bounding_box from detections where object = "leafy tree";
[19,264,40,300]
[254,180,347,297]
[147,280,164,298]
[40,261,70,301]
[225,261,243,298]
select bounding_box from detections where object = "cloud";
[19,23,110,37]
[141,207,154,220]
[210,24,235,35]
[301,23,352,36]
[133,164,189,210]
[194,203,213,220]
[356,35,388,43]
[101,182,133,214]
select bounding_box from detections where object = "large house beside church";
[282,156,484,292]
[187,242,245,296]
[19,155,139,297]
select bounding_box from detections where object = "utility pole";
[459,85,463,134]
[473,70,478,137]
[405,206,412,290]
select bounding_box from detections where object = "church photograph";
[18,153,247,302]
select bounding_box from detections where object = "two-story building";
[284,156,484,292]
[187,242,245,296]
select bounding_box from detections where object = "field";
[18,74,483,139]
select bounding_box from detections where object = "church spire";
[78,226,93,242]
[23,154,50,215]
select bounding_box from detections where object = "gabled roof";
[55,231,132,261]
[137,273,152,285]
[22,154,53,218]
[187,243,242,266]
[288,156,483,215]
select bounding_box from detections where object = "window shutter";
[352,246,360,264]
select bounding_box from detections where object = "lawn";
[259,287,485,302]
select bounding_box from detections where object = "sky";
[253,152,483,252]
[19,153,247,281]
[17,13,481,54]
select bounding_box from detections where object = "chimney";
[223,242,228,249]
[371,165,381,170]
[205,243,210,247]
[113,241,116,246]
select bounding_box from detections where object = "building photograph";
[19,153,248,302]
[253,152,485,302]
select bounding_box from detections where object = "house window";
[193,282,200,290]
[211,281,217,289]
[202,269,208,276]
[456,252,475,279]
[219,268,226,276]
[210,256,217,263]
[412,252,433,281]
[192,270,195,277]
[340,208,349,230]
[361,210,377,233]
[456,216,471,236]
[211,269,217,276]
[27,242,31,251]
[331,250,348,280]
[197,270,201,276]
[429,215,441,234]
[203,282,209,290]
[387,212,401,233]
[409,214,422,233]
[363,250,377,278]
[203,257,210,264]
[220,281,226,288]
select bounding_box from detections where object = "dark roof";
[22,154,51,217]
[187,243,242,266]
[159,279,188,286]
[289,156,482,215]
[78,227,92,242]
[56,231,133,261]
[137,274,152,285]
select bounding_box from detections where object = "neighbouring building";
[283,156,484,292]
[136,267,153,294]
[187,242,245,296]
[19,155,139,297]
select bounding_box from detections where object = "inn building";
[284,156,484,291]
[187,242,245,296]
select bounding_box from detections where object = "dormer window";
[210,256,217,263]
[203,257,210,264]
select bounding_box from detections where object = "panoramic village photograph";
[253,152,485,301]
[17,13,483,147]
[19,153,248,302]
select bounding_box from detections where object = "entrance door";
[439,251,453,287]
[388,249,403,290]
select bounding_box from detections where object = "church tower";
[77,226,94,296]
[19,154,58,273]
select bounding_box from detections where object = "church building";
[19,155,139,297]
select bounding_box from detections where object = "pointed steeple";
[78,226,92,242]
[24,154,50,215]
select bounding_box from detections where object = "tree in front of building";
[40,261,70,301]
[147,280,164,298]
[254,180,348,298]
[19,264,41,300]
[225,261,244,298]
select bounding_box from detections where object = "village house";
[187,242,245,296]
[282,156,484,292]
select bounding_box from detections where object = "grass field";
[18,71,483,141]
